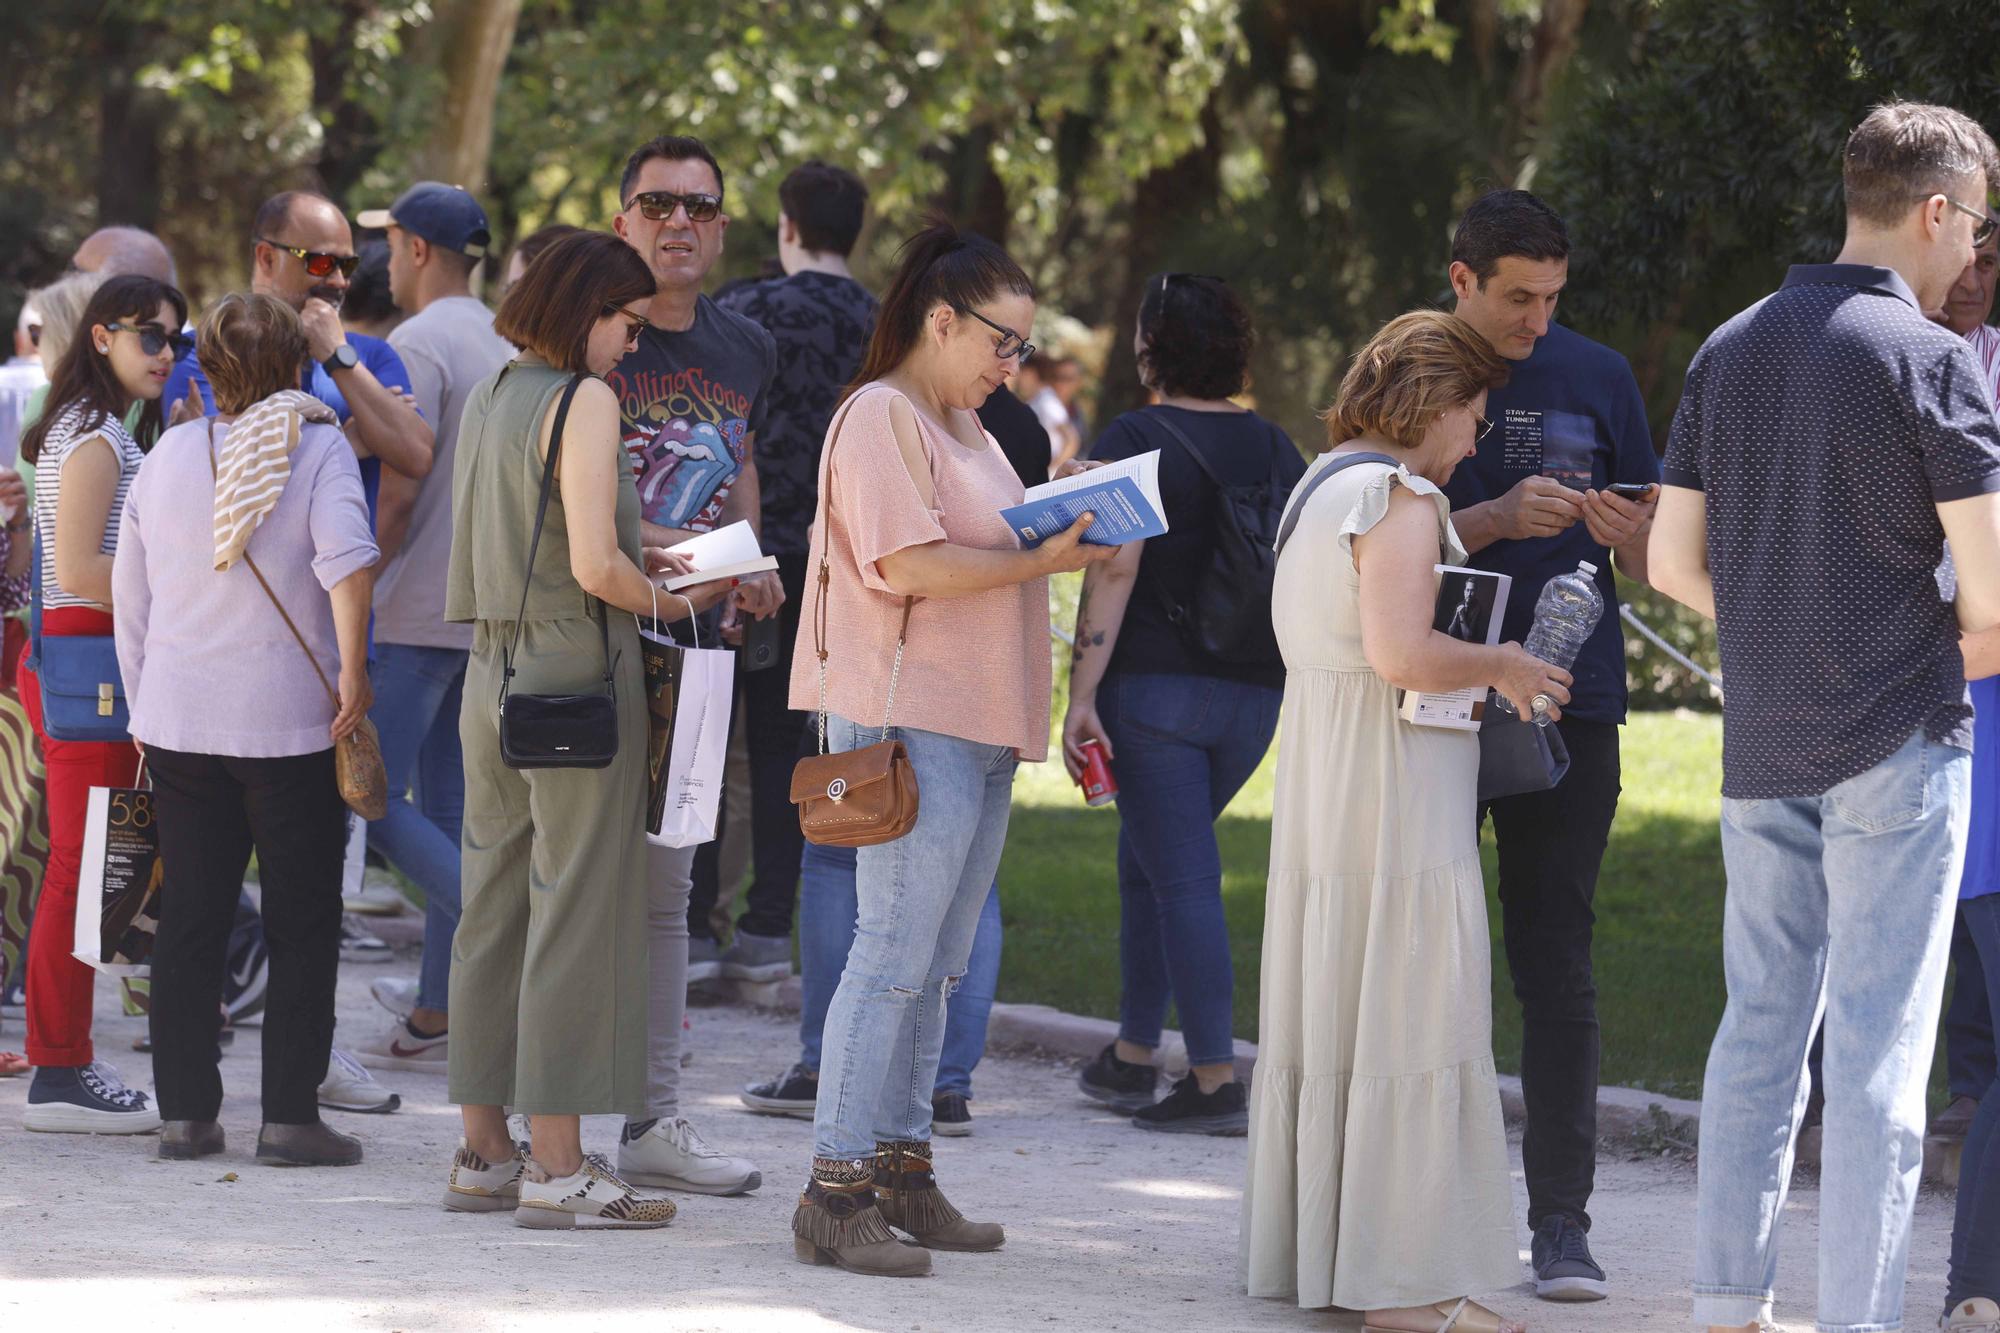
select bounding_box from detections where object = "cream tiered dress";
[1240,455,1520,1311]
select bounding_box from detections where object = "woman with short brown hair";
[1241,311,1569,1333]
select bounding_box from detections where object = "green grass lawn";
[1000,711,1747,1100]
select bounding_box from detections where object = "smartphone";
[1607,482,1657,501]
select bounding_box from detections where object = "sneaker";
[1130,1074,1248,1136]
[740,1062,817,1117]
[352,1019,447,1073]
[687,936,721,984]
[340,915,394,964]
[318,1047,402,1114]
[932,1091,973,1137]
[24,1061,162,1134]
[516,1152,678,1230]
[443,1138,528,1212]
[719,929,792,983]
[222,915,270,1022]
[1532,1215,1609,1301]
[342,870,408,917]
[0,973,23,1010]
[1931,1094,1980,1138]
[1078,1042,1158,1113]
[1945,1297,2000,1331]
[618,1116,762,1195]
[370,976,420,1022]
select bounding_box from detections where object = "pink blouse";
[788,382,1051,761]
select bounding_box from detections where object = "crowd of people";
[0,98,1995,1333]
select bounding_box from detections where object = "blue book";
[1000,451,1169,548]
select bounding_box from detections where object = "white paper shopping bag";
[639,599,735,849]
[72,785,162,977]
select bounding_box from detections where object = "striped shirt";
[1968,323,2000,403]
[35,402,144,610]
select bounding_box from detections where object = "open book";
[1398,565,1513,729]
[659,520,779,592]
[999,451,1169,548]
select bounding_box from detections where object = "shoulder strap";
[501,374,607,705]
[1272,452,1403,558]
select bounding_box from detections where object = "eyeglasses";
[104,322,193,359]
[258,238,361,279]
[958,307,1034,361]
[1932,196,1998,247]
[603,304,654,344]
[1472,410,1494,443]
[624,191,723,223]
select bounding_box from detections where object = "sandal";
[1365,1298,1527,1333]
[0,1051,27,1077]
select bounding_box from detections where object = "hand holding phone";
[1607,482,1658,502]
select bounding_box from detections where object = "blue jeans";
[798,840,1001,1097]
[1692,730,1967,1333]
[812,717,1014,1159]
[365,644,467,1014]
[1096,673,1279,1068]
[1951,892,2000,1311]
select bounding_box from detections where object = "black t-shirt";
[979,386,1053,490]
[1089,405,1307,689]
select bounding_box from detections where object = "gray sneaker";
[720,930,792,983]
[687,937,721,984]
[1532,1215,1608,1301]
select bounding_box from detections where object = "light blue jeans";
[798,839,1002,1098]
[1692,729,1967,1333]
[812,717,1015,1160]
[365,644,467,1014]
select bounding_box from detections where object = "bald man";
[70,226,178,285]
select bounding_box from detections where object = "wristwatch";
[322,343,359,375]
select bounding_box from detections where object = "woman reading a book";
[1240,310,1569,1333]
[783,217,1113,1278]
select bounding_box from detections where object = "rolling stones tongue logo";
[627,416,739,529]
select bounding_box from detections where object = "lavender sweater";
[113,418,378,757]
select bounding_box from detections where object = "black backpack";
[1139,410,1297,668]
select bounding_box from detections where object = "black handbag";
[1476,697,1571,802]
[497,372,620,770]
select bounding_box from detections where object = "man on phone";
[1440,189,1662,1304]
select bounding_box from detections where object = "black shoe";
[1078,1043,1158,1113]
[1532,1215,1608,1301]
[257,1120,363,1167]
[159,1120,226,1160]
[740,1062,817,1117]
[932,1092,973,1137]
[1130,1074,1247,1136]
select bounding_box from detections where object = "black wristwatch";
[322,344,359,375]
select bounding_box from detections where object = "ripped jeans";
[811,716,1016,1160]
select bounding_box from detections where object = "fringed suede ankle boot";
[792,1156,932,1276]
[873,1140,1005,1252]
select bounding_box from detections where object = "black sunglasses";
[603,304,654,343]
[259,238,361,279]
[958,307,1034,361]
[104,322,193,359]
[624,190,723,223]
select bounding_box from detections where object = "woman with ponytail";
[784,219,1112,1277]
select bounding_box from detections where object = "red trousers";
[19,607,140,1067]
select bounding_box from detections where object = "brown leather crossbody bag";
[790,390,919,846]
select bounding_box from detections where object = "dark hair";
[510,223,584,279]
[619,135,725,208]
[492,230,655,371]
[1845,100,2000,228]
[1137,273,1254,399]
[200,293,309,414]
[252,189,336,246]
[343,241,398,326]
[21,274,187,465]
[779,160,868,257]
[849,216,1034,393]
[1450,189,1570,285]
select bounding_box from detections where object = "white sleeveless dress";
[1240,456,1521,1311]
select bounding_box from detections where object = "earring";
[95,341,109,354]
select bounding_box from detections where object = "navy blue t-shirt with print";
[1442,321,1660,726]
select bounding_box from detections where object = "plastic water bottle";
[1509,561,1605,727]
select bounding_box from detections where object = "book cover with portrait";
[1398,565,1513,729]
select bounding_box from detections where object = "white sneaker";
[516,1152,677,1230]
[351,1020,447,1073]
[318,1047,401,1113]
[342,872,408,917]
[617,1116,762,1196]
[339,916,394,964]
[370,976,420,1022]
[442,1138,527,1212]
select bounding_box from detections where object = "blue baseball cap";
[357,181,491,258]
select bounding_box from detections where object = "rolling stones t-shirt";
[607,295,776,533]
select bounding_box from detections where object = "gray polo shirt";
[1663,263,2000,799]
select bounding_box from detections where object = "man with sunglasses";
[1438,188,1662,1306]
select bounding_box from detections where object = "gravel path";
[0,961,1959,1332]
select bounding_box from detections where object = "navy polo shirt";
[1442,322,1660,725]
[1663,263,2000,799]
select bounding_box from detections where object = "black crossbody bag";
[498,372,620,769]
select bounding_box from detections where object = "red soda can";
[1077,738,1118,807]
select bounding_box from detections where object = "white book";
[659,520,779,591]
[999,451,1170,547]
[1398,565,1513,729]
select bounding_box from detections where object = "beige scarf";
[212,389,339,571]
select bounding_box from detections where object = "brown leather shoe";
[792,1165,931,1277]
[1931,1095,1980,1138]
[256,1120,362,1166]
[159,1120,225,1160]
[873,1140,1004,1252]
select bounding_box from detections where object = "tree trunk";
[412,0,524,192]
[1506,0,1591,157]
[96,19,165,227]
[308,0,383,202]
